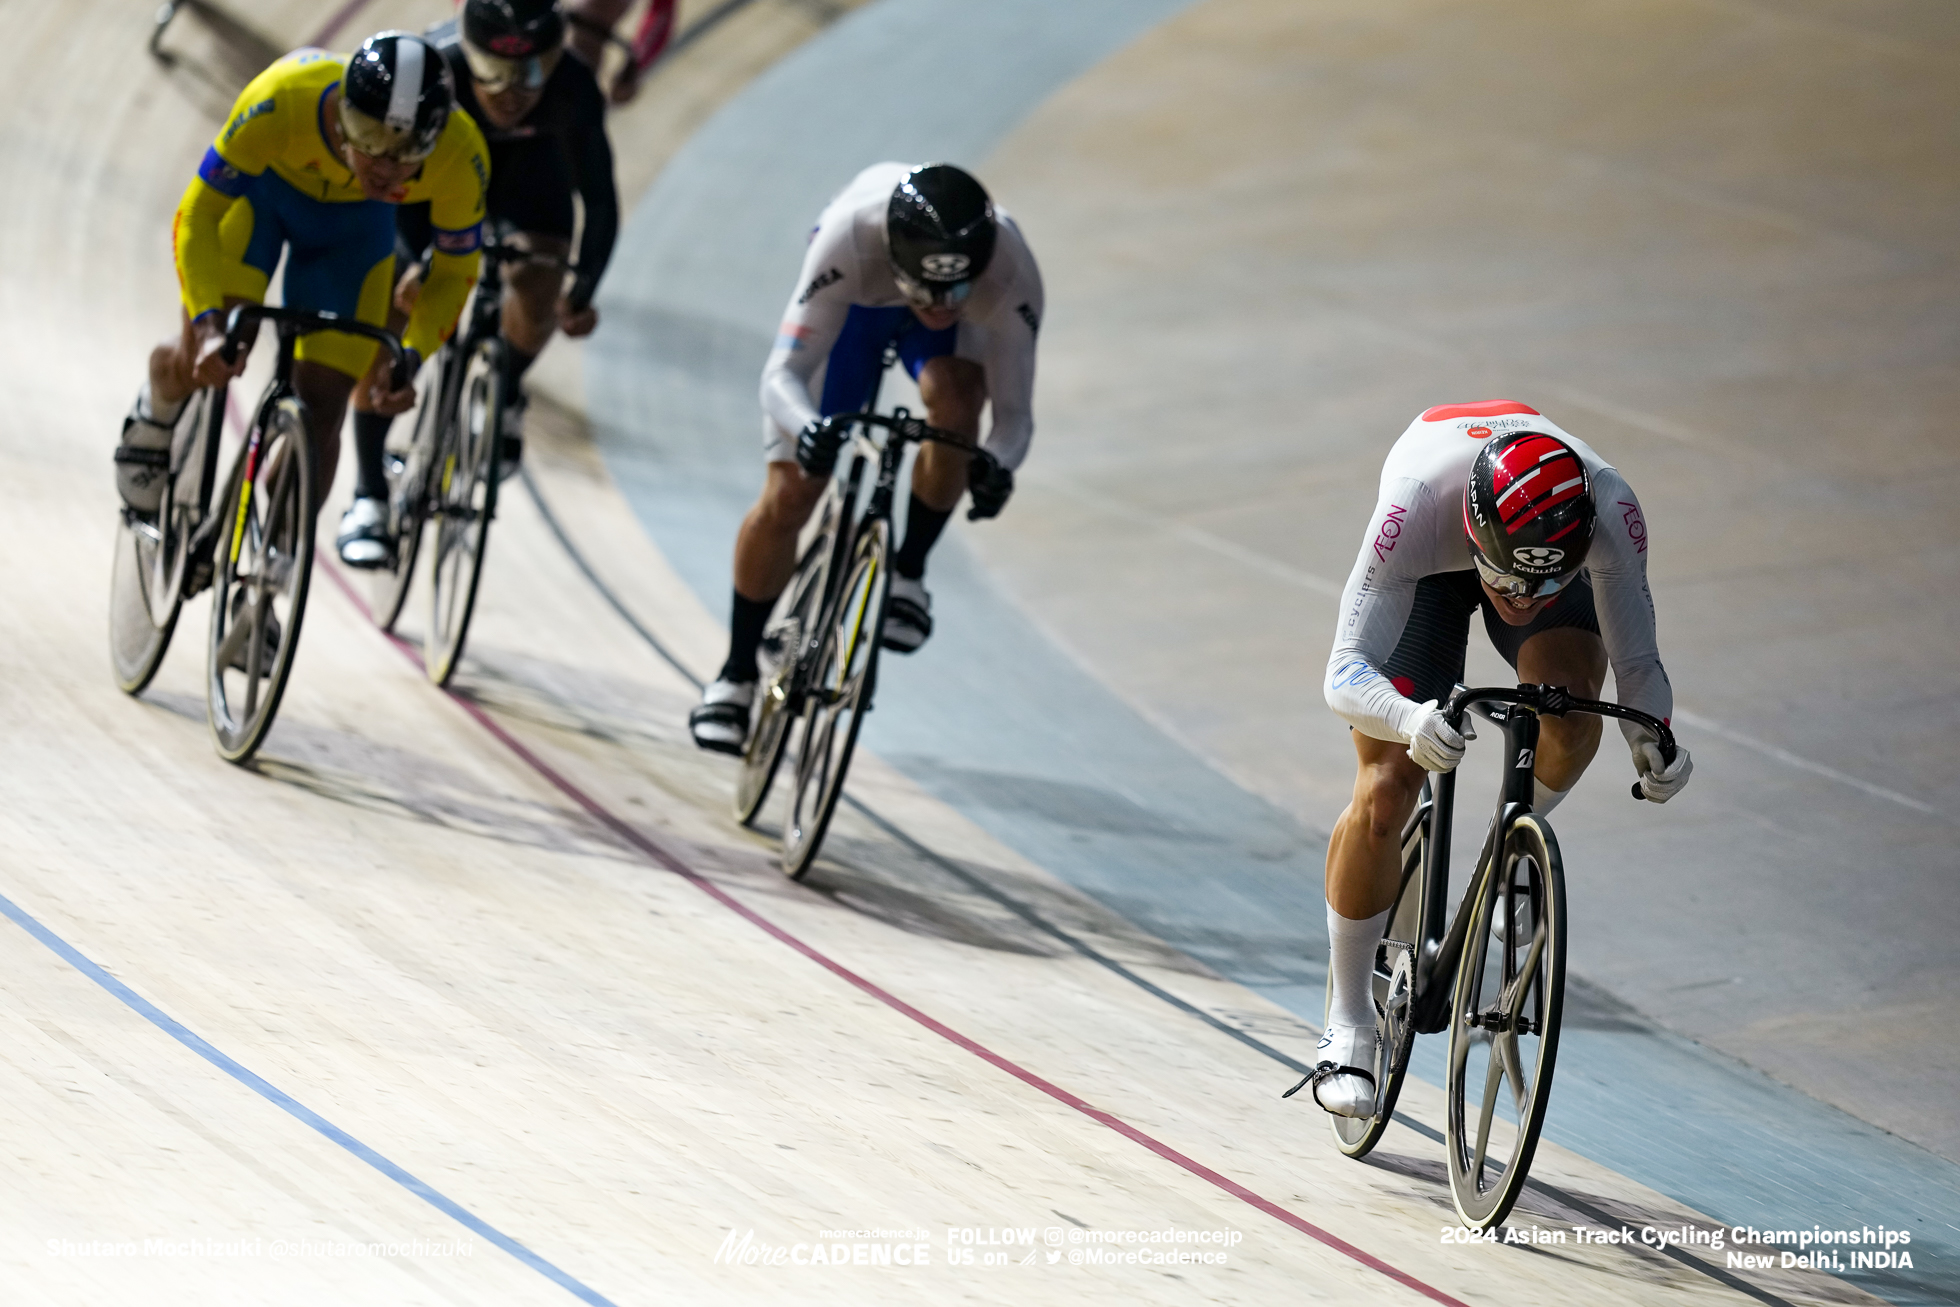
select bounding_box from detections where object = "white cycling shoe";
[1304,1022,1379,1119]
[335,496,393,569]
[688,677,754,755]
[882,575,931,653]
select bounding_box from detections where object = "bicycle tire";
[733,515,841,826]
[780,520,889,879]
[370,343,453,633]
[207,396,313,764]
[109,387,220,693]
[426,337,504,686]
[1328,800,1428,1158]
[1445,813,1566,1228]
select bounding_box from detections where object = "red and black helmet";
[1463,430,1595,600]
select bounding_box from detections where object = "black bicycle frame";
[1405,683,1676,1033]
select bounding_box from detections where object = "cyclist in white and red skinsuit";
[688,160,1043,753]
[1308,399,1693,1119]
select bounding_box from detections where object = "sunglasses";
[1471,549,1578,602]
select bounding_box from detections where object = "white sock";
[1533,778,1570,814]
[1326,904,1389,1030]
[138,380,185,428]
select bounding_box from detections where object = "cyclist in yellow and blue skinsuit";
[114,32,488,517]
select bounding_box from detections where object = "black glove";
[966,455,1014,520]
[795,417,844,477]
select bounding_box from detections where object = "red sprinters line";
[316,560,1471,1307]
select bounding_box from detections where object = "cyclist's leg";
[893,324,981,575]
[1316,573,1476,1115]
[348,207,430,515]
[713,307,903,686]
[1481,576,1607,807]
[121,192,274,510]
[485,141,579,465]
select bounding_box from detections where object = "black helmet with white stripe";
[887,164,997,309]
[341,32,453,162]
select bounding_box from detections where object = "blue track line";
[0,888,618,1307]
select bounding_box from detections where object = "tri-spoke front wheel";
[426,338,504,686]
[780,522,888,879]
[1445,814,1566,1228]
[206,397,313,764]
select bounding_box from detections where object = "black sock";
[503,344,538,399]
[893,495,952,581]
[352,411,394,500]
[719,590,775,684]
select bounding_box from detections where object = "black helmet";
[887,164,997,309]
[341,32,453,162]
[1463,430,1597,601]
[460,0,566,94]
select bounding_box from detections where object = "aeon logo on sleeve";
[1372,504,1408,562]
[1619,500,1647,553]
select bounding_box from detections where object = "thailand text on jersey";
[760,161,1045,470]
[173,48,488,361]
[1323,400,1672,749]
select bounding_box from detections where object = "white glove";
[1633,734,1693,802]
[1404,700,1468,772]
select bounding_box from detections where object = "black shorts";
[1380,570,1600,705]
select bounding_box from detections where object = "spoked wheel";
[1446,813,1567,1228]
[734,520,841,826]
[110,387,218,693]
[426,338,504,686]
[780,523,889,879]
[1328,790,1429,1158]
[370,344,451,632]
[207,397,314,764]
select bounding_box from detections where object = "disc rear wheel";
[1445,814,1566,1228]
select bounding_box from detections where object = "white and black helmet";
[340,31,453,162]
[887,164,997,309]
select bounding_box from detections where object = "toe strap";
[1281,1060,1377,1109]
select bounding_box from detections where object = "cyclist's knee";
[1517,627,1607,697]
[756,461,825,528]
[917,356,985,433]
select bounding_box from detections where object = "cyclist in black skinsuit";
[338,0,619,567]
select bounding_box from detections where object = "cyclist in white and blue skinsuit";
[690,161,1044,752]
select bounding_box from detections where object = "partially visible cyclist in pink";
[564,0,675,104]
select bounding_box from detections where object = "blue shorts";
[216,168,397,377]
[817,305,959,416]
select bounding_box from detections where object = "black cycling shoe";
[689,677,755,754]
[882,575,932,653]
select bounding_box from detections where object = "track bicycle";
[368,239,551,685]
[109,304,410,763]
[732,408,1001,879]
[1288,682,1677,1228]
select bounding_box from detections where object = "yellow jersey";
[173,49,489,363]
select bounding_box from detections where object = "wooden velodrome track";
[0,1,1940,1304]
